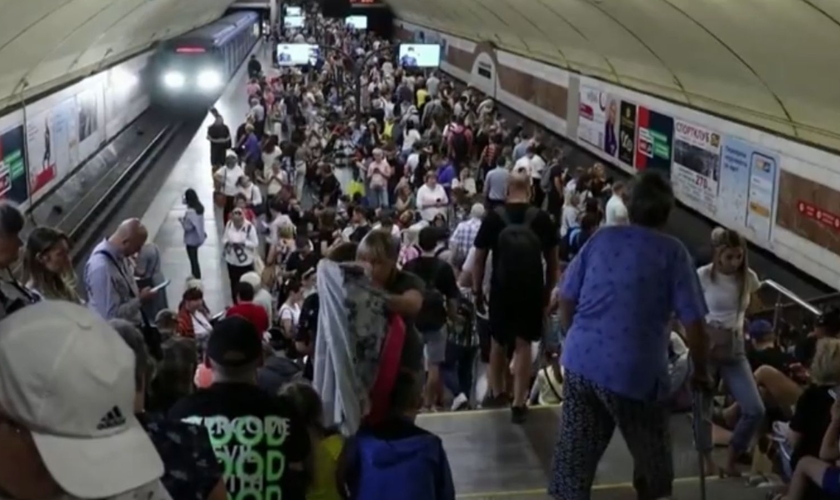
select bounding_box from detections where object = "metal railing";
[758,279,822,335]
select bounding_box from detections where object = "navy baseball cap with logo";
[207,316,262,367]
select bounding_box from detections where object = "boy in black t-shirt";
[169,317,310,500]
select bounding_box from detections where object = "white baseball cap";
[0,301,164,499]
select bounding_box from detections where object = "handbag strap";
[543,366,562,402]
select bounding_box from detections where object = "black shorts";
[488,293,543,349]
[476,315,491,363]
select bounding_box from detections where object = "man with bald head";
[85,218,158,326]
[472,172,560,424]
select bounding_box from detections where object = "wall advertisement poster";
[671,120,721,216]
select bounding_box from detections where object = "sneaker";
[451,393,469,411]
[481,393,508,409]
[511,405,528,424]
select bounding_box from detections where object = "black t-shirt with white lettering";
[168,382,310,500]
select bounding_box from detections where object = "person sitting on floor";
[774,340,840,500]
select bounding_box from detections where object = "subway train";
[151,11,261,111]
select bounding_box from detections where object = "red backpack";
[364,314,406,425]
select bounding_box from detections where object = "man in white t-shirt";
[605,181,629,226]
[0,301,170,500]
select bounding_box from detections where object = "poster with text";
[776,169,840,256]
[718,137,777,243]
[634,107,673,175]
[618,101,636,166]
[578,85,618,157]
[0,126,29,204]
[76,87,103,161]
[671,120,721,216]
[26,98,76,198]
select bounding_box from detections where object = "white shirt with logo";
[222,221,259,267]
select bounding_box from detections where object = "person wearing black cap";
[168,316,310,500]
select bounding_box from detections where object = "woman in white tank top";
[696,228,764,476]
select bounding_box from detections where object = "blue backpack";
[343,430,455,500]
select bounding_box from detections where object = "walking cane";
[692,388,714,500]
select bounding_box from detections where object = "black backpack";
[415,260,448,333]
[450,126,469,161]
[494,206,544,292]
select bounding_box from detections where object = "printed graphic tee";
[168,382,309,500]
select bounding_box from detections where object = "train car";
[152,11,260,111]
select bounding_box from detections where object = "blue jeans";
[717,356,765,454]
[369,186,389,209]
[442,342,476,398]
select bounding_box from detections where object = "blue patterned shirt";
[559,225,707,401]
[139,413,222,500]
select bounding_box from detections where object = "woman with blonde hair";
[696,227,764,476]
[24,226,80,303]
[778,337,840,500]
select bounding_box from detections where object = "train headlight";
[163,71,185,89]
[197,70,222,90]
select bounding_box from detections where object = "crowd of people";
[1,4,840,500]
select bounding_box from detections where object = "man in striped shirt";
[449,203,485,270]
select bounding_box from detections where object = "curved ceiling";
[0,0,235,112]
[388,0,840,151]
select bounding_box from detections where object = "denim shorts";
[422,328,447,365]
[823,466,840,495]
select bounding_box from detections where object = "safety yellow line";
[454,475,719,498]
[417,404,562,419]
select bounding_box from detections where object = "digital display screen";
[345,16,368,29]
[398,44,441,68]
[276,43,319,66]
[286,6,302,15]
[284,15,305,28]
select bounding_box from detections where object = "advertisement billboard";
[671,120,722,216]
[0,125,29,204]
[634,107,673,175]
[618,101,636,166]
[718,137,777,243]
[26,98,75,198]
[776,169,840,256]
[578,85,618,157]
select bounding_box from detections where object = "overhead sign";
[276,44,319,66]
[398,44,441,68]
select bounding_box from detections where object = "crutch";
[692,388,714,500]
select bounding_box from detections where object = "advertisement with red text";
[671,119,722,217]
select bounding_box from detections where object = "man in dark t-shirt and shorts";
[473,174,560,423]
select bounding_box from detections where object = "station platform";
[141,47,269,312]
[418,406,770,499]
